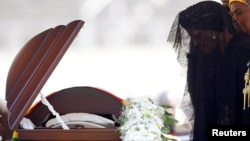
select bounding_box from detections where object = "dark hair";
[179,0,235,35]
[179,1,226,31]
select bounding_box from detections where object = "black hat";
[179,1,227,31]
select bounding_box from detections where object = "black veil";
[167,1,237,141]
[167,0,235,67]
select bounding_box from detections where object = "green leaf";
[161,105,173,108]
[161,127,171,134]
[161,134,169,141]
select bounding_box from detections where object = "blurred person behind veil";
[166,0,249,141]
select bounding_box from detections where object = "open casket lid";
[5,20,84,130]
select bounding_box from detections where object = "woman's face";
[186,29,232,53]
[186,29,215,53]
[230,2,250,35]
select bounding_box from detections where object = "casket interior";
[19,86,122,141]
[5,20,122,141]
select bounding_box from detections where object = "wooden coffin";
[5,20,122,141]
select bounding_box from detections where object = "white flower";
[118,96,175,141]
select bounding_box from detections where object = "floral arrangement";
[117,96,178,141]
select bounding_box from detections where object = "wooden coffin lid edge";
[25,86,124,125]
[5,20,84,130]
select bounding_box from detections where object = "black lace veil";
[167,0,235,67]
[167,15,190,68]
[166,0,236,139]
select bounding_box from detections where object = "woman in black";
[167,1,250,141]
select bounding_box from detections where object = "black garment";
[187,34,250,141]
[167,1,250,141]
[221,34,250,125]
[187,38,222,141]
